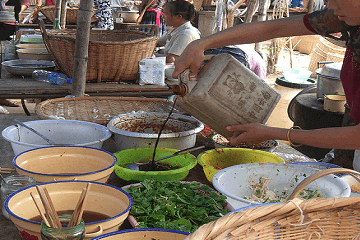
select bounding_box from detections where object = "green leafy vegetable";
[122,179,229,232]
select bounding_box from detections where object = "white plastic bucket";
[2,120,112,156]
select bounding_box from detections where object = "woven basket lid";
[35,96,184,125]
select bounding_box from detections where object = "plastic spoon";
[13,119,56,145]
[126,142,215,171]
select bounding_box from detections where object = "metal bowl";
[1,59,55,76]
[107,112,204,151]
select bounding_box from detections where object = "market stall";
[0,113,318,239]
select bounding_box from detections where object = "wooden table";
[0,65,173,115]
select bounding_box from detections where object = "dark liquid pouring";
[147,96,178,171]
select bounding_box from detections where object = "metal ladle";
[126,142,215,171]
[13,119,56,145]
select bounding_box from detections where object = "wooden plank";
[0,77,170,99]
[0,78,169,92]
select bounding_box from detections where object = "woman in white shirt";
[156,0,200,64]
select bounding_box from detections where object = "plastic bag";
[139,57,166,86]
[273,152,317,164]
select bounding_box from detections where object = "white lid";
[315,62,343,79]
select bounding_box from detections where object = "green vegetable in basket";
[122,179,229,232]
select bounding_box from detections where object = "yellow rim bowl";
[197,148,284,183]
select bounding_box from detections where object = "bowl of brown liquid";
[5,180,132,240]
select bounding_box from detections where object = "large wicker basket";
[40,6,97,24]
[293,35,321,55]
[185,168,360,240]
[35,96,183,125]
[39,21,158,82]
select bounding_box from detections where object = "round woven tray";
[35,97,182,125]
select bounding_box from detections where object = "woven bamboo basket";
[326,52,345,63]
[325,36,347,49]
[39,21,158,82]
[35,96,183,125]
[185,168,360,240]
[294,35,321,55]
[308,44,327,77]
[40,6,97,24]
[319,37,346,56]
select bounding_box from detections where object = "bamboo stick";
[43,188,62,229]
[60,0,67,29]
[30,192,51,227]
[35,186,60,228]
[75,183,91,225]
[0,168,15,172]
[68,188,86,227]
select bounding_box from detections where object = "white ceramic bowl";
[2,119,112,156]
[13,146,116,183]
[5,180,132,240]
[212,163,350,210]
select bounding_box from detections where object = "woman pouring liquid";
[172,0,360,170]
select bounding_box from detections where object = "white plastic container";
[173,54,281,138]
[2,119,112,155]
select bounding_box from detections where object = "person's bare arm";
[226,123,360,150]
[173,15,314,78]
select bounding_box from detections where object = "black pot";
[288,86,345,159]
